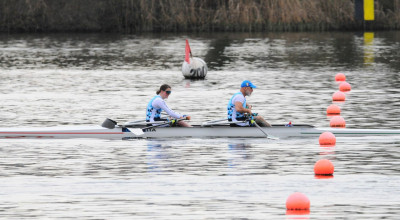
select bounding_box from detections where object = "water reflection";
[146,142,172,173]
[363,32,375,67]
[286,209,310,218]
[227,143,252,171]
[146,141,255,175]
[314,174,334,180]
[1,32,400,72]
[204,36,233,70]
[319,146,336,155]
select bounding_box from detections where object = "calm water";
[0,32,400,219]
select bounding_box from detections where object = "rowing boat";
[1,123,400,139]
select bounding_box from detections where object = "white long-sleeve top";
[148,97,182,122]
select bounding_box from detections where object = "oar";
[123,117,168,126]
[201,118,229,126]
[101,118,147,136]
[251,121,273,140]
[128,117,191,136]
[202,119,257,126]
[246,115,278,140]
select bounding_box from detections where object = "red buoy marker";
[335,73,346,81]
[339,82,351,92]
[330,116,346,128]
[326,104,341,116]
[286,192,310,211]
[319,132,336,146]
[332,91,346,102]
[314,159,334,175]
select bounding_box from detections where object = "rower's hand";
[245,105,252,114]
[181,115,191,120]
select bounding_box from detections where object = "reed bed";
[1,0,399,33]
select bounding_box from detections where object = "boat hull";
[1,125,400,139]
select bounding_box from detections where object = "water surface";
[0,31,400,219]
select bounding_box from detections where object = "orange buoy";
[319,132,336,146]
[314,159,334,175]
[339,82,351,92]
[326,104,341,116]
[330,116,346,128]
[286,192,310,211]
[335,73,346,81]
[332,91,345,102]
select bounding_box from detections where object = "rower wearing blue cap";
[227,80,271,127]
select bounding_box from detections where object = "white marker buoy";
[182,39,208,79]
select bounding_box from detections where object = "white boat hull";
[1,125,400,139]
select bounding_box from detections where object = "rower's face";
[245,87,253,96]
[162,88,172,99]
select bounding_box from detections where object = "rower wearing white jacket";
[146,84,191,127]
[227,80,271,127]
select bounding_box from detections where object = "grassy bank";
[1,0,399,33]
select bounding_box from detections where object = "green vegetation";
[1,0,399,33]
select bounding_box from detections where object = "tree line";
[1,0,399,33]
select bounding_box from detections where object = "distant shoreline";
[1,0,399,33]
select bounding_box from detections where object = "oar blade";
[267,135,279,140]
[101,118,117,129]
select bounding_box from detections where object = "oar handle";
[141,117,190,130]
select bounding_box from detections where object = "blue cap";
[241,80,257,88]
